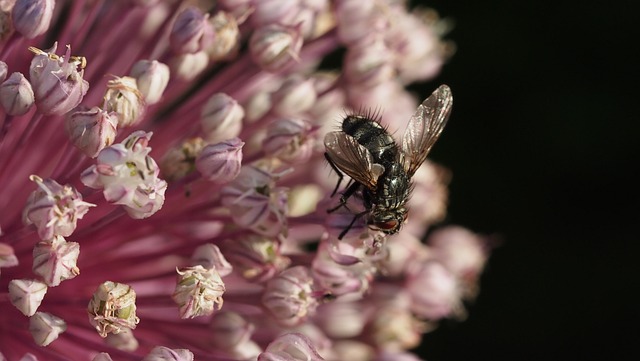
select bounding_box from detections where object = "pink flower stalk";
[0,1,490,360]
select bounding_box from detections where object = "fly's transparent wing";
[401,84,453,176]
[324,131,384,190]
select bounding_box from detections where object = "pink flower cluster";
[0,0,489,360]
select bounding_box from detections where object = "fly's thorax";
[376,163,411,207]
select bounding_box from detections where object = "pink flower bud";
[8,279,47,316]
[201,93,244,143]
[335,0,382,45]
[191,243,233,276]
[65,106,118,158]
[92,353,113,361]
[169,51,209,81]
[250,0,299,28]
[221,166,289,237]
[105,328,138,352]
[0,72,34,115]
[428,226,488,283]
[0,242,19,268]
[160,137,206,181]
[142,347,194,361]
[29,311,66,347]
[209,311,256,351]
[311,241,372,297]
[29,43,89,115]
[271,75,317,116]
[130,60,170,104]
[23,175,95,240]
[258,333,324,361]
[315,301,366,338]
[207,11,240,61]
[0,61,8,82]
[104,76,145,127]
[405,261,460,320]
[344,39,394,87]
[170,7,215,54]
[11,0,54,39]
[262,266,318,326]
[249,24,303,72]
[217,0,251,19]
[221,234,290,283]
[263,118,314,164]
[196,138,244,184]
[32,236,80,287]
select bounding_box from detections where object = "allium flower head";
[0,1,490,360]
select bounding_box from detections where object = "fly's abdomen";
[342,115,398,163]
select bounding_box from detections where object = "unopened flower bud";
[249,24,303,72]
[29,312,66,346]
[169,51,209,81]
[221,234,290,282]
[23,175,95,240]
[262,266,318,326]
[201,93,244,143]
[406,261,460,320]
[244,90,272,122]
[142,346,194,361]
[428,226,488,285]
[315,301,366,338]
[92,353,113,361]
[8,279,47,316]
[208,11,240,60]
[0,61,7,82]
[271,75,317,116]
[105,328,139,352]
[209,311,256,351]
[0,72,33,115]
[263,118,314,164]
[170,7,214,54]
[104,76,145,127]
[172,265,225,319]
[130,60,170,104]
[221,166,290,237]
[65,106,118,158]
[0,242,19,268]
[160,137,206,181]
[250,0,298,27]
[12,0,54,39]
[88,281,140,338]
[196,138,244,184]
[258,333,324,361]
[217,0,251,19]
[32,235,80,286]
[191,244,233,276]
[344,40,394,87]
[29,43,89,115]
[0,11,12,43]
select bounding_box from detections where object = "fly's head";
[369,205,408,235]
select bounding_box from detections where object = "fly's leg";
[327,181,361,213]
[325,153,344,197]
[338,210,368,239]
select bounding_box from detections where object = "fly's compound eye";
[375,220,400,233]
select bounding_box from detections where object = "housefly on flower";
[324,85,453,239]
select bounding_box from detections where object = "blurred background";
[412,1,639,360]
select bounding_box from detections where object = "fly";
[324,84,453,239]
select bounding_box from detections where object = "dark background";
[412,1,640,360]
